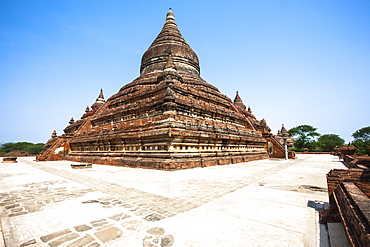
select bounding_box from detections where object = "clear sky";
[1,0,369,144]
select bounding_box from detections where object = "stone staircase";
[270,135,285,154]
[36,137,65,161]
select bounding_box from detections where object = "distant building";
[37,10,292,169]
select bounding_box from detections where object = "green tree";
[0,142,46,155]
[352,126,370,155]
[24,143,46,155]
[352,126,370,142]
[316,134,345,152]
[288,125,320,150]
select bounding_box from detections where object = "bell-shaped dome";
[140,10,200,76]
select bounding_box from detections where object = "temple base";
[52,151,268,170]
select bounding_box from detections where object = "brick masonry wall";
[320,168,370,223]
[334,182,370,247]
[64,152,269,170]
[344,155,370,169]
[344,155,357,166]
[327,169,370,201]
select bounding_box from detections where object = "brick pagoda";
[38,10,289,169]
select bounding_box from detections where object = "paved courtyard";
[0,154,348,246]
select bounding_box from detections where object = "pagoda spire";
[95,88,105,104]
[51,130,57,138]
[280,124,288,134]
[234,91,242,103]
[91,88,105,110]
[166,8,175,21]
[233,91,246,110]
[152,9,185,47]
[140,10,200,76]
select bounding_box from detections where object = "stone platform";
[71,163,92,169]
[0,155,349,246]
[1,157,17,163]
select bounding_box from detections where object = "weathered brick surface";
[338,146,357,159]
[321,168,370,246]
[326,169,370,200]
[344,155,370,169]
[36,10,288,169]
[334,182,370,247]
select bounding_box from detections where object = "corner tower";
[38,10,271,169]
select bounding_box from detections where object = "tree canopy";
[351,126,370,155]
[0,142,46,155]
[316,134,345,152]
[352,126,370,142]
[288,125,320,150]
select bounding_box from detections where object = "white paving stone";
[0,154,349,246]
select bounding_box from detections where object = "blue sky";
[1,0,369,144]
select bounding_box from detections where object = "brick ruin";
[37,10,293,169]
[320,158,370,246]
[344,155,370,169]
[335,145,358,159]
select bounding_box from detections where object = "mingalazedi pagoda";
[37,10,293,169]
